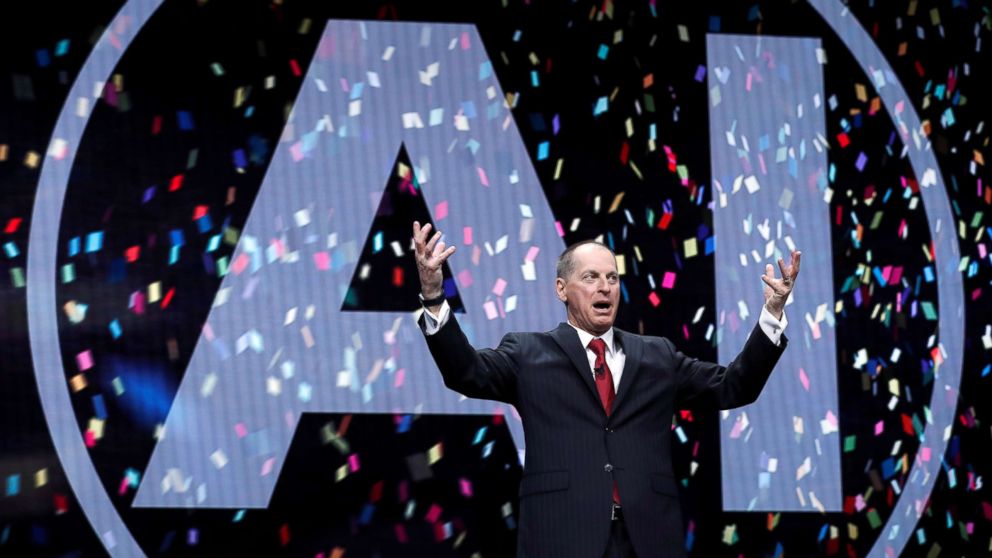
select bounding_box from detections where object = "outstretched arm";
[413,221,519,404]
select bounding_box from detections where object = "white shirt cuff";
[421,300,452,335]
[759,306,787,346]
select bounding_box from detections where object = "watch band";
[419,292,446,307]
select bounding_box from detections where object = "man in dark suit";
[412,221,801,558]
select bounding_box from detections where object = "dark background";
[1,1,990,556]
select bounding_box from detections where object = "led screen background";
[1,1,990,556]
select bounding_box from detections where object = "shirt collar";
[567,321,616,354]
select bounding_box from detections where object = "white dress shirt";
[421,301,787,390]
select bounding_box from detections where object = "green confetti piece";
[867,509,882,529]
[920,301,937,320]
[10,267,25,288]
[61,263,75,284]
[843,435,856,452]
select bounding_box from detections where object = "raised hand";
[761,250,801,320]
[413,221,456,300]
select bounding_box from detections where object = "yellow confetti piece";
[148,281,161,303]
[24,150,40,169]
[428,442,443,465]
[0,144,8,161]
[553,158,564,180]
[88,418,105,440]
[35,468,48,488]
[335,464,348,482]
[615,254,626,275]
[683,237,698,258]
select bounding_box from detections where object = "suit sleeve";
[672,321,787,411]
[421,314,520,405]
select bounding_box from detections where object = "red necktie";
[588,338,620,504]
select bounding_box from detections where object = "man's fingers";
[777,257,788,279]
[791,250,802,277]
[765,263,775,279]
[432,240,447,258]
[438,245,456,263]
[760,274,776,289]
[425,230,442,254]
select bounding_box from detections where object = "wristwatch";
[419,292,446,307]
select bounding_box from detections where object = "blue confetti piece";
[482,440,494,458]
[55,39,70,57]
[349,82,364,100]
[3,241,19,258]
[708,15,721,32]
[233,148,247,169]
[359,503,375,525]
[530,70,539,87]
[597,44,609,60]
[68,236,80,257]
[6,474,20,496]
[142,186,156,203]
[170,229,185,247]
[207,234,221,253]
[537,141,549,161]
[233,510,246,522]
[197,214,213,233]
[177,110,195,131]
[372,231,383,253]
[169,245,181,265]
[93,394,107,420]
[460,101,477,119]
[109,319,122,339]
[529,113,546,132]
[85,231,104,253]
[472,426,487,445]
[552,114,560,135]
[923,266,935,283]
[478,61,493,80]
[36,49,51,68]
[593,96,608,116]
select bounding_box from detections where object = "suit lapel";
[612,328,643,414]
[550,323,603,409]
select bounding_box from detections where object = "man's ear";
[555,277,567,304]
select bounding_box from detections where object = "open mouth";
[593,302,612,311]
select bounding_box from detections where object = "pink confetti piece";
[492,278,507,296]
[874,420,884,436]
[555,221,565,237]
[76,350,94,372]
[799,368,810,391]
[457,269,474,288]
[394,368,405,388]
[84,430,96,448]
[460,31,471,50]
[525,246,540,262]
[662,271,676,289]
[348,453,361,472]
[462,226,473,245]
[313,251,331,270]
[483,301,498,320]
[425,504,442,523]
[261,457,275,476]
[476,166,490,187]
[235,422,248,438]
[459,478,473,497]
[434,200,448,221]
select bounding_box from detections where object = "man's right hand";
[413,221,456,311]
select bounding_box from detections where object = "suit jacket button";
[604,463,614,473]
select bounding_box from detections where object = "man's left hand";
[761,250,801,321]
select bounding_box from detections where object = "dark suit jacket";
[424,316,786,558]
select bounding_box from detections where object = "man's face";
[555,244,620,336]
